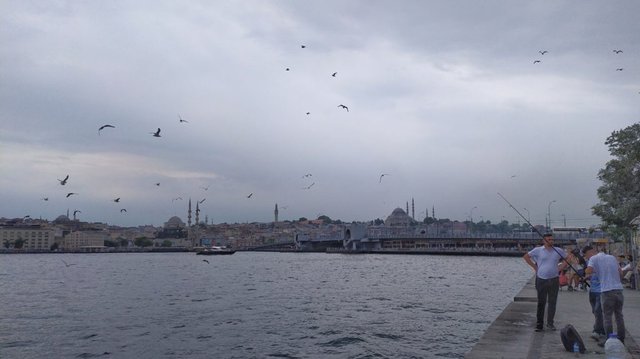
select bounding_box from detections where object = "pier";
[466,278,640,358]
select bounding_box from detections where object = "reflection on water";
[0,252,531,358]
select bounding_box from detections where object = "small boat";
[196,246,236,255]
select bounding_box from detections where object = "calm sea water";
[0,252,532,359]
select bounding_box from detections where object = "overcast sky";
[1,1,638,227]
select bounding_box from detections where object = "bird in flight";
[306,112,311,115]
[332,72,337,77]
[303,182,315,190]
[202,259,210,264]
[247,193,253,198]
[338,104,349,112]
[42,197,49,201]
[301,45,306,48]
[120,209,127,213]
[172,197,183,202]
[73,210,81,216]
[616,68,624,71]
[510,175,517,179]
[533,60,541,64]
[199,198,206,204]
[98,124,115,134]
[302,173,312,178]
[379,173,389,183]
[58,175,69,186]
[151,128,161,137]
[539,50,548,55]
[155,182,161,186]
[613,49,623,54]
[113,198,120,203]
[285,67,290,71]
[200,185,210,191]
[178,114,188,123]
[61,259,76,267]
[66,193,77,198]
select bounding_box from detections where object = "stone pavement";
[466,277,640,358]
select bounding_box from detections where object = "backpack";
[560,324,586,353]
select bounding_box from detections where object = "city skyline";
[1,1,638,227]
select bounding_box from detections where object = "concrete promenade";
[466,277,640,358]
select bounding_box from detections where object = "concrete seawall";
[466,277,640,358]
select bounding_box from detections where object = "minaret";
[195,202,200,225]
[432,205,435,219]
[411,198,415,220]
[274,203,279,223]
[188,198,192,227]
[406,201,409,214]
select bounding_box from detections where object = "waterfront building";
[62,229,109,251]
[384,208,415,227]
[0,224,56,250]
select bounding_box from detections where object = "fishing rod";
[497,192,588,284]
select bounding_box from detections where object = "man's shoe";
[590,332,601,340]
[546,324,556,331]
[535,326,544,332]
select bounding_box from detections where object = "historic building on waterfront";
[384,208,415,227]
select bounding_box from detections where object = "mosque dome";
[164,216,185,229]
[53,215,71,224]
[384,208,413,227]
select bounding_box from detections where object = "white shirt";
[587,253,623,292]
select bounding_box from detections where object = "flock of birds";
[533,48,628,74]
[33,43,397,224]
[33,42,635,225]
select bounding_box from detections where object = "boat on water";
[196,246,236,255]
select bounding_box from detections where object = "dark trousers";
[601,290,625,342]
[589,291,605,335]
[535,276,559,327]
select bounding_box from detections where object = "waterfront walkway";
[466,278,640,359]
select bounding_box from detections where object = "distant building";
[62,229,108,250]
[384,208,414,227]
[0,224,56,250]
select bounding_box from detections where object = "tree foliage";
[592,123,640,235]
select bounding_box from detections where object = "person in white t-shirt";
[586,251,625,344]
[523,233,571,332]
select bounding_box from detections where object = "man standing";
[523,233,570,331]
[586,248,626,344]
[582,246,605,340]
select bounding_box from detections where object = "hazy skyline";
[1,1,638,227]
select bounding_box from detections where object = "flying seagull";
[172,197,183,202]
[151,128,161,137]
[42,197,49,201]
[285,68,290,71]
[303,182,315,190]
[533,60,541,64]
[120,208,127,213]
[338,104,349,112]
[61,259,76,267]
[199,198,206,204]
[58,175,69,186]
[73,210,81,216]
[113,198,120,203]
[155,182,160,186]
[302,173,312,178]
[301,45,306,48]
[379,173,389,183]
[98,124,115,134]
[510,175,517,179]
[200,185,210,191]
[66,193,77,198]
[247,193,253,198]
[613,49,623,54]
[539,50,548,55]
[306,112,311,115]
[178,114,188,123]
[202,259,209,264]
[616,68,624,71]
[331,72,337,77]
